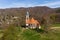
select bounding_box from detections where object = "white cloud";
[0,1,60,9]
[45,1,60,6]
[9,1,60,8]
[4,2,35,8]
[37,1,60,8]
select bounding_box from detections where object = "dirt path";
[51,27,60,29]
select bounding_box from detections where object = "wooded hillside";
[0,6,60,29]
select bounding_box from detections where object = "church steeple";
[26,11,30,27]
[26,11,29,20]
[26,11,29,17]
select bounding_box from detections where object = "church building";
[26,12,41,29]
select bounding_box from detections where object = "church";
[26,12,41,29]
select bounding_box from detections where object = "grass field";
[51,23,60,27]
[0,30,3,39]
[18,29,60,40]
[0,25,60,40]
[0,29,60,40]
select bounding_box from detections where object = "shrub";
[1,24,20,40]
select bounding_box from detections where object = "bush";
[1,24,20,40]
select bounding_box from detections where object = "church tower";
[26,11,29,27]
[26,11,29,20]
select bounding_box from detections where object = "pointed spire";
[26,11,29,16]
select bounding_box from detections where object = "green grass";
[51,23,60,27]
[0,27,60,40]
[18,28,60,40]
[0,30,4,39]
[21,29,40,40]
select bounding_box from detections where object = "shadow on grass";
[33,28,48,34]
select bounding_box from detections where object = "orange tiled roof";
[26,17,40,24]
[35,20,39,24]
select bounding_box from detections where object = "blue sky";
[0,0,60,9]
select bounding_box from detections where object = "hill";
[0,6,59,29]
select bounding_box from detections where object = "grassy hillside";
[16,28,60,40]
[0,25,60,40]
[51,23,60,27]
